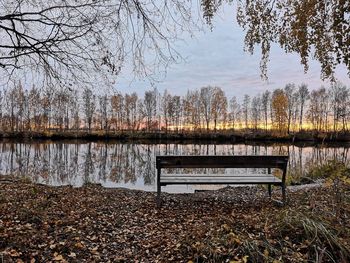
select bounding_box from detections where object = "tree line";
[0,82,349,134]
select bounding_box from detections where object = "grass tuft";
[276,209,350,262]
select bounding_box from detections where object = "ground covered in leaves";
[0,181,349,262]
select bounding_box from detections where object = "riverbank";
[2,130,350,143]
[1,181,349,262]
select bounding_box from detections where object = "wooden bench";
[156,155,289,205]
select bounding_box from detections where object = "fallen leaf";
[53,254,64,261]
[49,244,56,249]
[10,249,20,257]
[75,242,84,249]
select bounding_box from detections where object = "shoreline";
[2,130,350,144]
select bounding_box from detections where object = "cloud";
[116,3,350,99]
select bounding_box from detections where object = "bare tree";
[41,87,54,130]
[161,90,171,133]
[307,87,329,132]
[0,90,3,129]
[330,82,349,132]
[200,86,214,131]
[242,95,250,129]
[82,88,95,132]
[0,0,196,87]
[292,91,300,131]
[53,89,69,131]
[171,95,182,132]
[23,89,30,131]
[111,92,124,131]
[229,96,240,131]
[284,83,295,134]
[28,86,41,130]
[298,84,309,131]
[261,90,270,132]
[98,94,109,132]
[143,89,157,131]
[70,90,80,131]
[124,92,138,132]
[183,89,201,131]
[5,83,24,131]
[13,83,25,131]
[211,87,227,131]
[251,95,261,131]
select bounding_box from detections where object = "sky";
[115,3,350,100]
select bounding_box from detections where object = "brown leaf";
[49,244,56,249]
[9,249,20,257]
[75,242,84,249]
[53,254,64,261]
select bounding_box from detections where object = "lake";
[0,141,349,192]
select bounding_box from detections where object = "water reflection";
[0,141,349,192]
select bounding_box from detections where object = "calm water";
[0,141,349,192]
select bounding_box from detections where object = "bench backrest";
[156,155,288,170]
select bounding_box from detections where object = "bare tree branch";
[0,0,196,88]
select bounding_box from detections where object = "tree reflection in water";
[0,141,349,191]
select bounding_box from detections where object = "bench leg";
[268,184,272,198]
[281,184,286,204]
[281,168,287,205]
[157,185,161,207]
[156,168,161,207]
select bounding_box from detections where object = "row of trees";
[0,82,349,134]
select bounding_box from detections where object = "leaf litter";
[0,181,349,262]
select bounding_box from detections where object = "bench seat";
[160,174,282,184]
